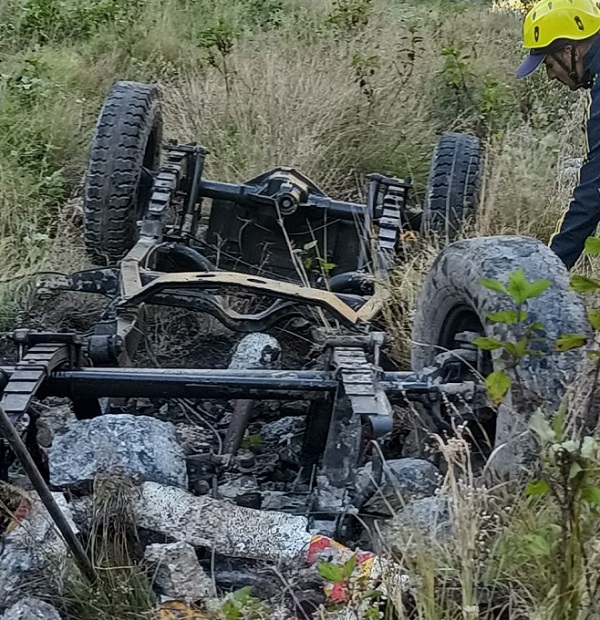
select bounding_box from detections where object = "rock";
[0,597,63,619]
[0,492,77,607]
[218,475,259,503]
[356,458,441,516]
[384,496,452,548]
[260,417,305,464]
[229,333,282,370]
[144,541,213,602]
[49,414,188,490]
[134,481,311,562]
[174,424,213,456]
[261,491,307,513]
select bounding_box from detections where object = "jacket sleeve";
[550,86,600,269]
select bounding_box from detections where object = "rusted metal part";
[223,399,253,455]
[36,268,120,298]
[117,272,367,328]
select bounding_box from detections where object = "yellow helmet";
[517,0,600,78]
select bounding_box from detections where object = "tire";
[411,236,590,474]
[420,132,481,242]
[83,81,163,264]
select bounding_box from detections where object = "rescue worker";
[516,0,600,269]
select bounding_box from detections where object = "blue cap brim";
[516,52,545,78]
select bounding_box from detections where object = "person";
[516,0,600,269]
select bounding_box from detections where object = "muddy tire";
[412,235,589,408]
[421,132,481,242]
[83,81,163,264]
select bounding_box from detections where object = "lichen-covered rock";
[49,414,188,490]
[0,597,63,619]
[229,333,281,370]
[357,458,441,516]
[0,492,77,607]
[144,541,212,602]
[134,481,311,561]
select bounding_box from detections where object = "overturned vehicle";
[0,81,589,555]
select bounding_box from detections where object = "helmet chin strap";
[551,46,591,88]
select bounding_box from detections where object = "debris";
[173,424,213,456]
[0,597,63,620]
[156,600,209,619]
[260,417,306,464]
[224,333,282,456]
[144,541,213,602]
[0,490,77,607]
[217,475,260,503]
[134,481,311,561]
[356,458,441,516]
[49,414,188,490]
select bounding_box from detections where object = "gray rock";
[387,496,452,545]
[0,597,63,619]
[49,414,188,490]
[0,493,77,607]
[357,458,441,516]
[144,541,213,602]
[229,333,282,370]
[134,481,311,561]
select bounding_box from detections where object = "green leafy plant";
[524,409,600,620]
[197,17,241,96]
[474,269,551,403]
[221,586,270,620]
[325,0,373,37]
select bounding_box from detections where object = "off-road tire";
[412,236,589,410]
[83,81,163,264]
[421,132,481,242]
[411,236,590,476]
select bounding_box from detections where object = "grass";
[1,0,599,619]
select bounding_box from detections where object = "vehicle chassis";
[0,141,483,539]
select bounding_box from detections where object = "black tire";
[421,132,481,242]
[83,81,163,264]
[411,236,590,474]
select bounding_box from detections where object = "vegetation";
[1,0,600,619]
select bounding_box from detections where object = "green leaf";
[585,236,600,255]
[588,350,600,361]
[303,240,318,251]
[526,479,550,496]
[342,554,357,579]
[232,587,254,603]
[486,310,527,324]
[524,534,552,556]
[503,336,529,358]
[507,269,528,304]
[529,409,556,443]
[317,561,345,583]
[524,279,551,300]
[588,309,600,331]
[472,337,502,351]
[478,278,507,294]
[569,462,583,480]
[222,600,241,620]
[529,321,545,332]
[582,486,600,507]
[570,275,600,293]
[551,408,566,438]
[485,370,511,404]
[556,333,588,352]
[581,436,596,459]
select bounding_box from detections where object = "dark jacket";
[550,35,600,269]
